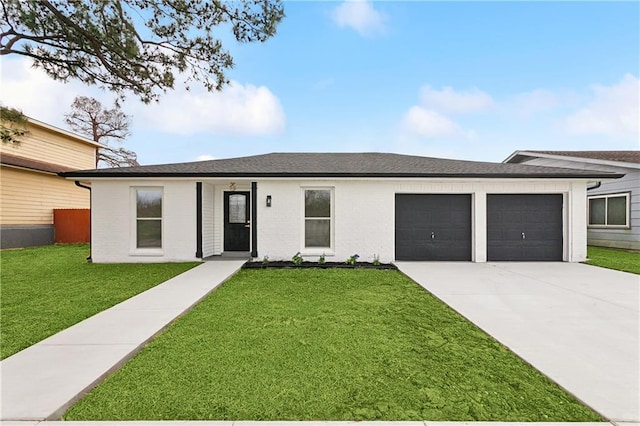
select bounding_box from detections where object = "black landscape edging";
[242,261,397,270]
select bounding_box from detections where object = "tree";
[65,96,138,168]
[0,105,28,144]
[1,1,284,103]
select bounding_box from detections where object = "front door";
[224,191,250,252]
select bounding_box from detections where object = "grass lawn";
[585,246,640,275]
[0,244,199,359]
[65,269,600,421]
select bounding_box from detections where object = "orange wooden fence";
[53,209,90,243]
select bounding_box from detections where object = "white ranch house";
[61,153,623,264]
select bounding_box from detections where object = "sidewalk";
[0,421,625,426]
[0,261,244,421]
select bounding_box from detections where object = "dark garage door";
[395,194,471,261]
[487,194,563,261]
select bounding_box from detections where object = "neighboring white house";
[504,151,639,250]
[61,152,623,263]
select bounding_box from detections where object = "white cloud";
[401,85,489,139]
[195,154,215,161]
[402,106,463,138]
[0,57,105,127]
[510,89,561,118]
[0,57,285,138]
[332,0,386,37]
[419,85,494,114]
[564,74,639,139]
[131,81,286,136]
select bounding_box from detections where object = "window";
[228,194,247,223]
[588,193,630,227]
[136,189,162,248]
[304,189,332,248]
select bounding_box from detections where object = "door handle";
[245,220,251,228]
[431,232,435,239]
[521,232,526,240]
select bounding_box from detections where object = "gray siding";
[521,158,639,250]
[0,225,54,249]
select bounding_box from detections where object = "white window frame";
[301,187,334,255]
[587,192,630,228]
[130,187,164,255]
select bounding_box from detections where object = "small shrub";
[373,254,380,266]
[346,254,359,265]
[292,252,303,266]
[318,253,326,265]
[262,256,269,265]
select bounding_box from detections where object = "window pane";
[137,220,161,248]
[607,196,627,225]
[305,190,330,217]
[305,219,330,247]
[589,198,606,225]
[137,190,162,218]
[229,194,246,223]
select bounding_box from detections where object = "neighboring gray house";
[504,151,639,250]
[61,152,621,263]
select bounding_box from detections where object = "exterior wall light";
[266,195,272,207]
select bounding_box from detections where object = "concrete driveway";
[396,262,639,423]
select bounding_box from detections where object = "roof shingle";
[525,150,640,164]
[60,152,623,179]
[1,152,77,174]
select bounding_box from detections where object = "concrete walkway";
[0,261,244,421]
[396,262,640,423]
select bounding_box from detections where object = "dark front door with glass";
[224,191,250,252]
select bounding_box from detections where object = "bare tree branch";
[65,96,138,168]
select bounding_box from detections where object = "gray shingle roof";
[1,152,77,174]
[525,150,640,164]
[511,150,640,164]
[60,152,623,179]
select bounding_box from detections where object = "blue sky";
[2,1,638,166]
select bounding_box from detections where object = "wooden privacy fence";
[53,209,90,243]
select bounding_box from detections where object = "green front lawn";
[585,246,640,274]
[65,269,600,421]
[0,244,199,359]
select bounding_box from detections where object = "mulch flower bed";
[242,261,397,270]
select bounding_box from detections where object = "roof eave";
[26,118,105,148]
[59,171,626,179]
[505,150,640,169]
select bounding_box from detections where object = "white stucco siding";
[256,179,587,263]
[90,177,588,263]
[256,181,306,261]
[91,180,197,263]
[91,180,130,262]
[202,183,214,257]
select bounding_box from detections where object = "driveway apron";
[396,262,639,423]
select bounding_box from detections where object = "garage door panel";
[523,244,563,261]
[395,194,471,261]
[487,194,563,261]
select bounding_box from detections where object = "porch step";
[205,252,252,260]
